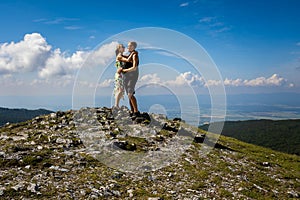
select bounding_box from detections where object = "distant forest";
[0,107,53,126]
[199,119,300,155]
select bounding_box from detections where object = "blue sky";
[0,0,300,98]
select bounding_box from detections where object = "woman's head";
[115,44,125,56]
[127,41,137,52]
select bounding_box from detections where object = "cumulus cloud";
[0,33,51,74]
[0,32,117,79]
[38,49,88,78]
[166,71,204,87]
[86,41,117,67]
[139,74,161,84]
[224,74,293,87]
[98,72,293,89]
[224,78,243,86]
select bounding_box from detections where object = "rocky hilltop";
[0,106,299,199]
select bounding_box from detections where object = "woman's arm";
[117,52,134,62]
[122,53,138,73]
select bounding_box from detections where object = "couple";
[114,41,140,119]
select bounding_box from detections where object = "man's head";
[128,41,137,52]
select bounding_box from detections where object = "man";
[117,41,140,119]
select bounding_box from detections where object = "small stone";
[12,182,25,191]
[194,134,205,143]
[59,168,69,172]
[0,187,5,196]
[56,138,67,144]
[0,151,5,158]
[37,145,43,150]
[261,162,271,167]
[127,189,134,198]
[169,190,176,194]
[111,190,121,196]
[80,189,86,195]
[27,183,38,193]
[113,141,136,151]
[288,190,299,198]
[25,165,31,169]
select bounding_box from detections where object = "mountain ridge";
[199,119,300,155]
[0,107,53,127]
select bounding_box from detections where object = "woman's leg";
[115,89,123,108]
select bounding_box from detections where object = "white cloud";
[38,49,88,78]
[86,41,117,67]
[147,73,292,88]
[177,71,204,87]
[224,74,293,87]
[34,17,79,25]
[0,74,24,87]
[139,74,161,84]
[244,74,286,86]
[32,18,47,23]
[0,33,51,74]
[0,32,117,79]
[98,79,114,88]
[224,78,243,86]
[198,16,231,35]
[64,26,82,30]
[199,17,215,23]
[30,77,73,87]
[180,2,189,7]
[215,26,231,33]
[209,22,224,27]
[86,72,296,96]
[296,42,300,46]
[140,72,204,87]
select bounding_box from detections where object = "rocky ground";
[0,106,299,199]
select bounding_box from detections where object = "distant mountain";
[199,119,300,155]
[0,107,53,126]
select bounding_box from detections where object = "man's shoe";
[131,111,140,120]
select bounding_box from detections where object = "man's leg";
[128,93,138,113]
[128,93,134,113]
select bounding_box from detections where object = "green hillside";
[200,119,300,155]
[0,108,299,199]
[0,107,53,126]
